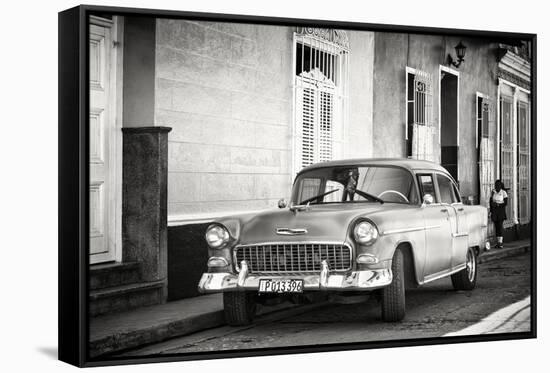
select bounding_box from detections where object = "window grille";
[517,101,530,224]
[293,28,349,174]
[499,95,514,228]
[481,101,490,138]
[406,68,434,161]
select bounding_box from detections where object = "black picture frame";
[59,4,537,367]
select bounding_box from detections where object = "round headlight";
[205,225,230,249]
[353,221,379,245]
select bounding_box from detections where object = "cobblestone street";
[120,252,531,356]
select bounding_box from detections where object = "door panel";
[422,205,453,278]
[449,205,468,269]
[89,19,116,263]
[435,173,468,269]
[418,174,452,278]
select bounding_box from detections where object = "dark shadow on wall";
[168,223,210,301]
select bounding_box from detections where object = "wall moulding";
[295,27,350,50]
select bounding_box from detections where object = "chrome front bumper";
[198,260,392,293]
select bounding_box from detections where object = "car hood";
[218,203,407,245]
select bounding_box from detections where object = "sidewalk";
[478,238,531,264]
[90,293,313,357]
[90,238,531,358]
[90,293,225,357]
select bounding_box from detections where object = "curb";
[90,307,225,358]
[478,244,530,264]
[117,300,331,357]
[90,294,327,358]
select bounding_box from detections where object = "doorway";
[89,15,123,264]
[439,67,459,183]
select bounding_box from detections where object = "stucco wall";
[155,22,499,211]
[155,20,294,219]
[156,20,375,220]
[346,31,374,159]
[451,37,500,198]
[373,33,499,200]
[372,33,409,158]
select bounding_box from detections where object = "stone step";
[89,262,141,290]
[90,280,165,317]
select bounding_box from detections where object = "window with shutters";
[293,28,349,175]
[477,98,490,140]
[476,93,495,216]
[405,67,434,161]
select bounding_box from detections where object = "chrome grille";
[234,243,352,274]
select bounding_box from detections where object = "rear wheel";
[381,248,406,322]
[223,291,257,326]
[451,247,477,290]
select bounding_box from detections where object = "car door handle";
[457,208,464,212]
[440,209,448,213]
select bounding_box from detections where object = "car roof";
[297,158,452,176]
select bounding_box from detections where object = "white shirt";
[492,189,508,204]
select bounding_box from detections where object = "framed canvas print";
[58,4,537,367]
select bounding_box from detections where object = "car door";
[436,174,469,270]
[417,173,453,280]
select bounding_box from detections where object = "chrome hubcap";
[466,249,476,282]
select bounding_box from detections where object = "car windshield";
[291,166,419,205]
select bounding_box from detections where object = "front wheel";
[223,291,257,326]
[381,248,406,322]
[451,247,478,291]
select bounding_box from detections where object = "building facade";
[88,15,532,312]
[156,21,375,223]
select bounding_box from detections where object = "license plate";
[258,279,304,293]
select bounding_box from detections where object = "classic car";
[198,158,489,325]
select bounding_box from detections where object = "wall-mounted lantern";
[447,41,467,68]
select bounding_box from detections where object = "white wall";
[155,20,294,220]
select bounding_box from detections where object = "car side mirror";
[422,193,434,206]
[278,198,288,208]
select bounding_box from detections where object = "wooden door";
[89,17,117,264]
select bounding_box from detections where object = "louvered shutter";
[296,69,337,169]
[297,85,317,168]
[318,90,333,162]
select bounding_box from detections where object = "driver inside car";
[342,169,359,201]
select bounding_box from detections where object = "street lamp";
[447,41,467,68]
